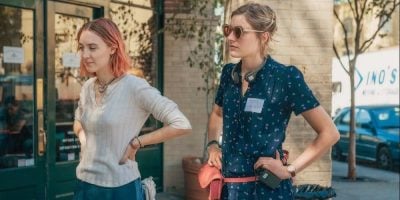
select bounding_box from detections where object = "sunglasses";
[222,24,264,39]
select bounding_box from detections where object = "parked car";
[332,105,400,169]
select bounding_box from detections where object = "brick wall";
[162,1,213,193]
[163,0,334,193]
[162,34,208,192]
[267,0,334,186]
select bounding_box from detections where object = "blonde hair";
[231,2,277,55]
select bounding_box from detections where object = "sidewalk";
[332,160,400,200]
[156,160,400,200]
[155,193,183,200]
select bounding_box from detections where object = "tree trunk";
[347,59,357,180]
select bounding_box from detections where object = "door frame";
[0,0,46,199]
[0,1,165,198]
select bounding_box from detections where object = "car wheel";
[332,146,345,161]
[377,147,392,170]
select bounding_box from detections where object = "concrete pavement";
[332,160,399,200]
[156,160,400,199]
[155,193,183,200]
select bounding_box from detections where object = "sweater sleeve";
[135,79,191,130]
[74,80,89,122]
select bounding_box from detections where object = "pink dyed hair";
[76,18,131,77]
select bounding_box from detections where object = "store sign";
[62,52,80,68]
[3,46,24,64]
[332,47,399,114]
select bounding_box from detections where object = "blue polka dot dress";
[214,56,320,200]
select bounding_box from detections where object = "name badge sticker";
[244,98,265,113]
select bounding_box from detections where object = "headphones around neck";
[231,58,266,84]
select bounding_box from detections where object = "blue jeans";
[73,178,143,200]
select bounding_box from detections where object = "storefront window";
[110,0,156,84]
[54,14,88,162]
[0,6,34,169]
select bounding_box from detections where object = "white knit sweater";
[74,74,191,187]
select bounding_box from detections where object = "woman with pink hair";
[73,18,192,200]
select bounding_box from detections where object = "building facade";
[332,1,399,115]
[163,0,335,194]
[0,0,335,199]
[333,0,399,56]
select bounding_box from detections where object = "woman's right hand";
[119,137,141,165]
[207,144,222,169]
[78,130,86,148]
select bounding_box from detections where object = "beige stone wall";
[163,39,209,193]
[163,0,334,192]
[163,18,212,193]
[257,0,334,186]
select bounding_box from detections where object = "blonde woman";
[206,3,340,199]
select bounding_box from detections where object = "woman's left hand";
[119,138,141,165]
[254,151,291,180]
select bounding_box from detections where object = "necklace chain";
[241,58,267,77]
[96,77,116,94]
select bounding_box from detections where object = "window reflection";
[110,0,156,84]
[54,14,88,162]
[0,6,34,169]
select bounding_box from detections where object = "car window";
[356,109,372,128]
[371,106,400,129]
[341,111,350,125]
[339,109,359,125]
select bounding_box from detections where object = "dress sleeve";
[135,79,191,130]
[215,64,232,107]
[287,66,320,115]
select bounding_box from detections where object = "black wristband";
[206,140,220,148]
[130,136,143,148]
[135,136,143,148]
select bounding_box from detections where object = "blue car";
[332,105,400,169]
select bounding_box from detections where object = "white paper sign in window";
[62,52,80,68]
[3,46,24,64]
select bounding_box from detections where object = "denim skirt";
[73,178,143,200]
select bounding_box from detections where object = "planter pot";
[182,156,209,200]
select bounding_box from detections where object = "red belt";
[200,150,289,200]
[208,176,257,200]
[224,176,257,183]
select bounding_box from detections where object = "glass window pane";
[357,109,371,124]
[54,14,88,162]
[341,111,351,125]
[110,2,156,85]
[0,6,34,169]
[371,106,400,128]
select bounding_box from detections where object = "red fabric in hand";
[198,164,223,200]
